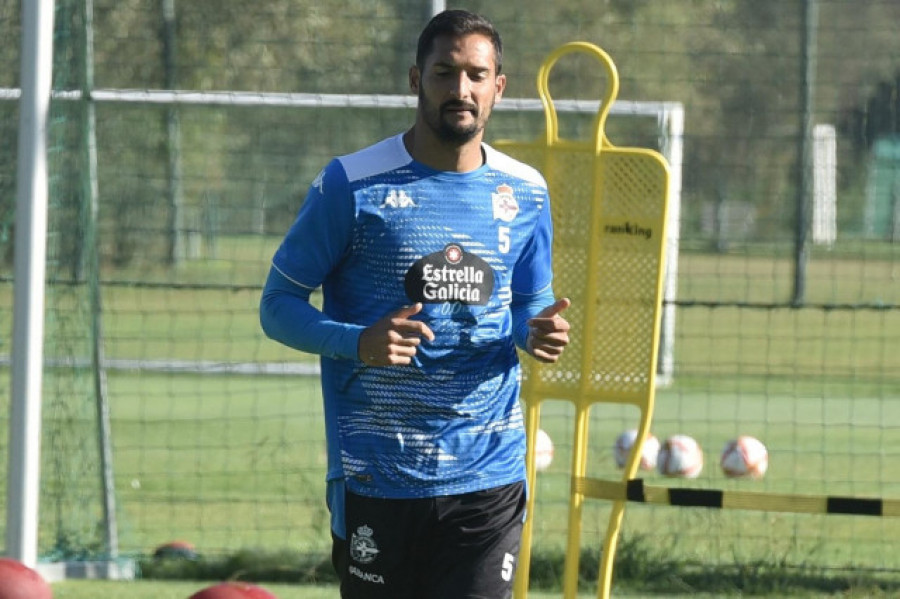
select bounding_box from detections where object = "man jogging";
[260,9,570,598]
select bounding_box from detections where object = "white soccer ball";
[613,429,660,470]
[720,435,768,479]
[657,434,704,478]
[534,428,554,472]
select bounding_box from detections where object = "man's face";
[411,33,506,145]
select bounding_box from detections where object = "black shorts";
[332,481,526,599]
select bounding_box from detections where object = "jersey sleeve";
[259,161,364,361]
[509,194,556,350]
[272,160,354,288]
[511,194,554,296]
[510,285,556,351]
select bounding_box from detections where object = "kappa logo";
[492,183,519,222]
[380,189,417,209]
[350,524,380,564]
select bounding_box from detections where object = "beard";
[419,88,490,145]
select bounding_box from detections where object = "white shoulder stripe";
[511,281,554,297]
[483,143,548,188]
[338,134,411,183]
[272,263,317,290]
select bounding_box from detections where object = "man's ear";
[495,73,507,100]
[409,65,420,94]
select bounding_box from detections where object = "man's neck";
[403,127,485,173]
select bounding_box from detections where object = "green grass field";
[51,580,589,599]
[44,580,629,599]
[2,241,898,596]
[15,367,893,570]
[47,579,897,598]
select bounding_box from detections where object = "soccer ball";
[153,539,198,560]
[534,428,554,472]
[613,429,660,470]
[720,435,768,479]
[657,434,704,478]
[0,558,53,599]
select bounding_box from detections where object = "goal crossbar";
[0,87,682,118]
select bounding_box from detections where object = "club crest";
[492,184,519,222]
[350,524,380,564]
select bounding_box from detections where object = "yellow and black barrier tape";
[574,477,900,517]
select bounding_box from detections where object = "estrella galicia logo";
[404,244,494,305]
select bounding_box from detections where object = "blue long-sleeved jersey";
[260,134,555,528]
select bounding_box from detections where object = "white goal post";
[6,0,55,571]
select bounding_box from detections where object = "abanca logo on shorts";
[404,244,494,305]
[349,565,385,585]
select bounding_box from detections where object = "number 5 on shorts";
[501,552,515,581]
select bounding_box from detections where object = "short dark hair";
[415,10,503,74]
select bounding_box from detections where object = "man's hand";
[359,303,435,366]
[526,298,571,363]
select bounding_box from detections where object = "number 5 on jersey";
[498,226,510,253]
